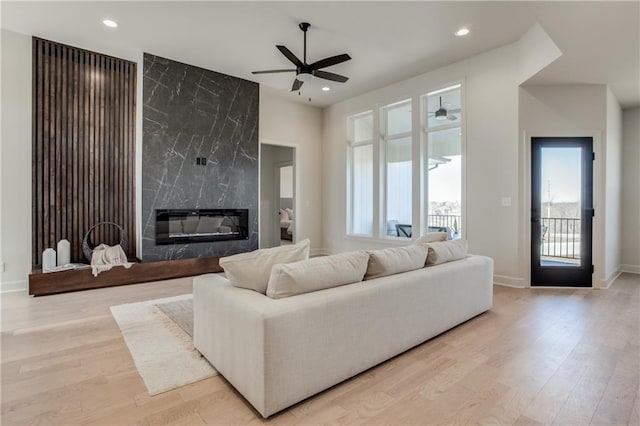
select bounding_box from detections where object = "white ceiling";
[2,1,638,108]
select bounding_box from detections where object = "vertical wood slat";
[32,38,137,268]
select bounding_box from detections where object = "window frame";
[381,99,413,240]
[346,110,375,237]
[420,82,466,238]
[344,80,466,242]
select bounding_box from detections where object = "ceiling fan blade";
[252,69,296,74]
[314,70,349,83]
[309,53,352,70]
[291,79,303,91]
[447,114,458,121]
[277,45,303,67]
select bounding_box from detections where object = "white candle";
[57,239,70,266]
[42,248,56,272]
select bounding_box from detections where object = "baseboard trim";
[599,268,622,289]
[1,280,28,293]
[493,275,526,288]
[620,264,640,274]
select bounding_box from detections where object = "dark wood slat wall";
[32,38,137,268]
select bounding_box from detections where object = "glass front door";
[531,137,593,286]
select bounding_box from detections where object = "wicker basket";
[82,222,129,262]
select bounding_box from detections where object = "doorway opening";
[531,137,593,286]
[260,144,296,248]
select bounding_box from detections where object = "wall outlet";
[501,197,512,207]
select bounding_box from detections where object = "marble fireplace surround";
[141,53,259,261]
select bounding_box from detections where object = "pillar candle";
[42,248,56,272]
[57,239,70,266]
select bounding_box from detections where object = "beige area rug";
[110,294,217,395]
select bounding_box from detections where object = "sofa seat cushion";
[219,239,310,294]
[425,239,468,265]
[364,244,427,280]
[266,251,369,299]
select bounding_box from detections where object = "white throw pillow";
[425,239,468,266]
[219,239,310,294]
[279,209,289,221]
[414,232,448,244]
[364,244,428,280]
[266,251,369,299]
[285,208,294,220]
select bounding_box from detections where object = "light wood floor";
[1,274,638,425]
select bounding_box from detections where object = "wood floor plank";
[1,274,638,425]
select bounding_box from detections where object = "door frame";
[259,139,298,249]
[520,130,605,288]
[530,137,593,287]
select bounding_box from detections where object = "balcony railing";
[427,214,461,238]
[541,217,580,260]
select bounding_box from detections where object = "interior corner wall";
[621,107,640,273]
[259,87,324,254]
[518,84,610,286]
[322,41,522,282]
[603,89,623,284]
[0,29,32,292]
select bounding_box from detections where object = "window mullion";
[373,107,382,239]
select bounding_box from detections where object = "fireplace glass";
[155,209,249,245]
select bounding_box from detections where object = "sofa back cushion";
[364,245,427,280]
[266,251,369,299]
[414,232,448,244]
[425,239,468,266]
[219,239,310,294]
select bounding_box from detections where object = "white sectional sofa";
[193,252,493,418]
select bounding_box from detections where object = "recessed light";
[103,19,118,28]
[321,86,330,92]
[454,28,469,37]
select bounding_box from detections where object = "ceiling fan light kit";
[435,109,448,120]
[430,96,460,121]
[252,22,352,92]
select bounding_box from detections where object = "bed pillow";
[364,244,428,280]
[425,239,468,266]
[279,209,289,221]
[414,232,448,244]
[285,208,294,220]
[266,251,368,299]
[219,239,310,294]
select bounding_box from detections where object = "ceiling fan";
[252,22,351,92]
[428,96,460,121]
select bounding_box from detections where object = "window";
[382,100,412,237]
[347,112,374,235]
[345,82,464,241]
[424,85,463,239]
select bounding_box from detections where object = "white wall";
[0,30,32,292]
[604,88,623,283]
[260,86,324,254]
[518,84,608,286]
[323,40,525,282]
[621,107,640,273]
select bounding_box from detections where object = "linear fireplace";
[155,209,249,245]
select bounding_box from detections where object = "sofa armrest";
[193,274,269,416]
